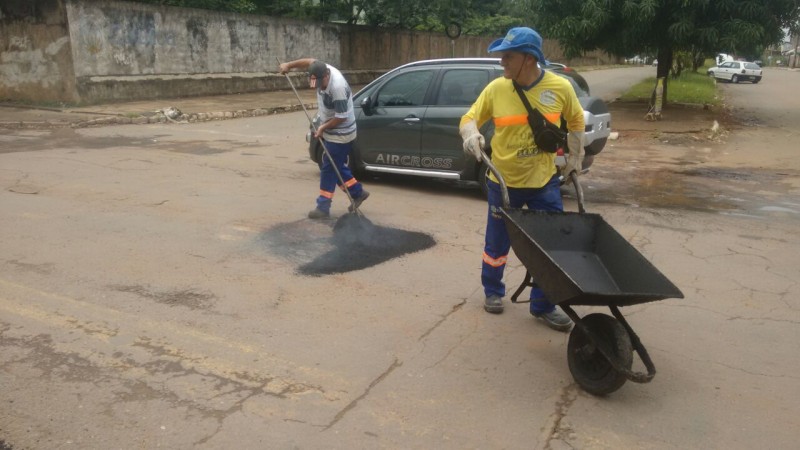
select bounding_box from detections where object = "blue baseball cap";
[487,27,545,62]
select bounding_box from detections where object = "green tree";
[356,0,523,35]
[129,0,525,36]
[533,0,797,104]
[133,0,257,14]
[789,3,800,68]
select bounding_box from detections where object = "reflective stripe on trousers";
[482,175,563,313]
[317,140,362,213]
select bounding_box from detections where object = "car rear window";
[436,69,489,106]
[745,63,760,70]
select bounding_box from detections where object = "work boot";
[531,309,573,332]
[307,208,330,219]
[484,295,504,314]
[348,190,370,212]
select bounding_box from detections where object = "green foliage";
[535,0,795,58]
[620,70,719,106]
[670,50,693,77]
[533,0,796,103]
[361,0,440,28]
[133,0,256,13]
[463,15,523,36]
[127,0,530,35]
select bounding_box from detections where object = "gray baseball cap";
[308,60,328,79]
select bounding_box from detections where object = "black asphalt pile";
[298,214,436,276]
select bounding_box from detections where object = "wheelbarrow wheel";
[567,313,633,396]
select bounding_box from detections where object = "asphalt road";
[579,65,655,101]
[1,67,798,449]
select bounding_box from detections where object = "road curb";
[0,102,317,130]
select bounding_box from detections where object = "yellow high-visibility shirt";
[461,71,584,188]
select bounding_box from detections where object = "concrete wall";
[0,0,78,103]
[64,0,347,103]
[1,0,616,105]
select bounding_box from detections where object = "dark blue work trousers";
[482,175,563,314]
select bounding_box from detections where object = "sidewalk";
[0,87,323,129]
[0,83,719,135]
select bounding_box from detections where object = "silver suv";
[308,58,611,191]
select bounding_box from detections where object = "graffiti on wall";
[0,36,70,88]
[64,0,312,77]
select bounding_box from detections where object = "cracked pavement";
[1,67,798,448]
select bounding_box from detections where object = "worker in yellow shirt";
[460,27,585,331]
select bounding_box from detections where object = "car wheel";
[582,154,595,171]
[753,77,761,84]
[708,71,714,78]
[731,74,739,83]
[585,137,606,157]
[315,144,351,172]
[315,144,325,170]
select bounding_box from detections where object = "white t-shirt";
[316,64,356,143]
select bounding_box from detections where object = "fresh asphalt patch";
[258,215,436,275]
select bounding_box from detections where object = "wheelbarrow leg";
[510,271,534,304]
[609,305,657,383]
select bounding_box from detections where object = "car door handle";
[404,116,421,124]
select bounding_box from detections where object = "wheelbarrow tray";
[501,208,684,307]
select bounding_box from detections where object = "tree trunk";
[692,50,705,72]
[653,46,673,106]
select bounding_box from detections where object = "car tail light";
[555,150,566,168]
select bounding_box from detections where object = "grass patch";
[620,68,719,106]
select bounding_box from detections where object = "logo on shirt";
[539,90,557,105]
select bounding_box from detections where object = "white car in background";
[707,61,763,83]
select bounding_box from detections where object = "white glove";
[563,131,585,181]
[459,120,485,162]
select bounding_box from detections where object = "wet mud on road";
[0,127,263,155]
[584,150,797,217]
[580,102,799,220]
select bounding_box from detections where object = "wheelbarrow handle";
[479,150,586,213]
[569,171,586,214]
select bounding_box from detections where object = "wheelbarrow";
[481,152,684,395]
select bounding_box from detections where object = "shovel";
[277,60,364,220]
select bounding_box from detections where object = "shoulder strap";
[513,82,548,136]
[513,81,536,116]
[512,81,567,153]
